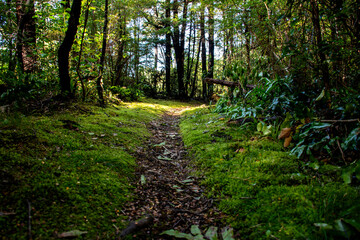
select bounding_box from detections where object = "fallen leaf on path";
[58,230,87,238]
[205,226,218,240]
[157,156,172,161]
[278,128,292,139]
[153,142,166,147]
[221,227,235,240]
[284,136,292,148]
[141,175,146,185]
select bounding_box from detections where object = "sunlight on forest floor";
[180,107,360,239]
[0,98,200,239]
[1,98,358,239]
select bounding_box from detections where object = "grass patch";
[180,107,360,239]
[0,98,195,239]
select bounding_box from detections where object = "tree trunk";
[208,5,215,99]
[58,0,82,96]
[310,0,330,90]
[185,15,194,95]
[172,0,188,99]
[200,7,207,99]
[113,14,128,86]
[165,0,171,96]
[154,43,158,93]
[76,0,91,100]
[16,0,37,74]
[96,0,108,106]
[244,10,251,74]
[190,38,202,98]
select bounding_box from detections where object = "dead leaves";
[58,230,87,238]
[278,128,292,139]
[120,111,224,238]
[278,128,293,148]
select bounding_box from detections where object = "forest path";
[120,107,224,239]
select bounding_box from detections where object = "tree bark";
[310,0,330,90]
[96,0,108,106]
[190,38,201,98]
[113,14,128,86]
[185,15,194,95]
[172,0,188,99]
[58,0,82,96]
[16,0,37,74]
[165,0,171,96]
[200,7,207,99]
[208,4,215,98]
[76,0,92,100]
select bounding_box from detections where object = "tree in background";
[0,0,359,105]
[58,0,82,97]
[96,0,109,105]
[16,0,37,74]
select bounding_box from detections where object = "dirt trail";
[120,108,224,239]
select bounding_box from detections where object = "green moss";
[0,98,197,239]
[180,107,360,239]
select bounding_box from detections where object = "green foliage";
[180,107,360,239]
[213,72,360,167]
[290,122,332,159]
[0,73,54,105]
[256,121,273,136]
[0,99,187,239]
[161,225,235,240]
[110,85,144,101]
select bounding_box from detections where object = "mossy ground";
[0,98,196,239]
[180,107,360,239]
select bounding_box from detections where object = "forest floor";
[1,98,359,239]
[120,107,228,239]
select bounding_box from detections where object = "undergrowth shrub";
[180,107,360,239]
[109,85,144,101]
[213,74,360,169]
[0,73,53,105]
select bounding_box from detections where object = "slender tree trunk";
[16,0,36,74]
[244,10,251,74]
[208,5,215,98]
[310,0,330,90]
[134,19,140,83]
[58,0,82,96]
[114,14,127,86]
[76,0,92,100]
[185,16,194,95]
[190,38,202,98]
[200,7,207,99]
[5,0,16,73]
[172,0,188,99]
[354,0,360,50]
[154,43,158,93]
[96,0,108,106]
[165,0,171,96]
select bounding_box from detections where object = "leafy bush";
[213,73,360,167]
[0,73,52,105]
[180,108,360,239]
[109,85,143,101]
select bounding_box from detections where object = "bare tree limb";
[205,78,255,89]
[320,119,360,123]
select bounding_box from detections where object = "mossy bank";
[0,99,193,239]
[180,107,360,239]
